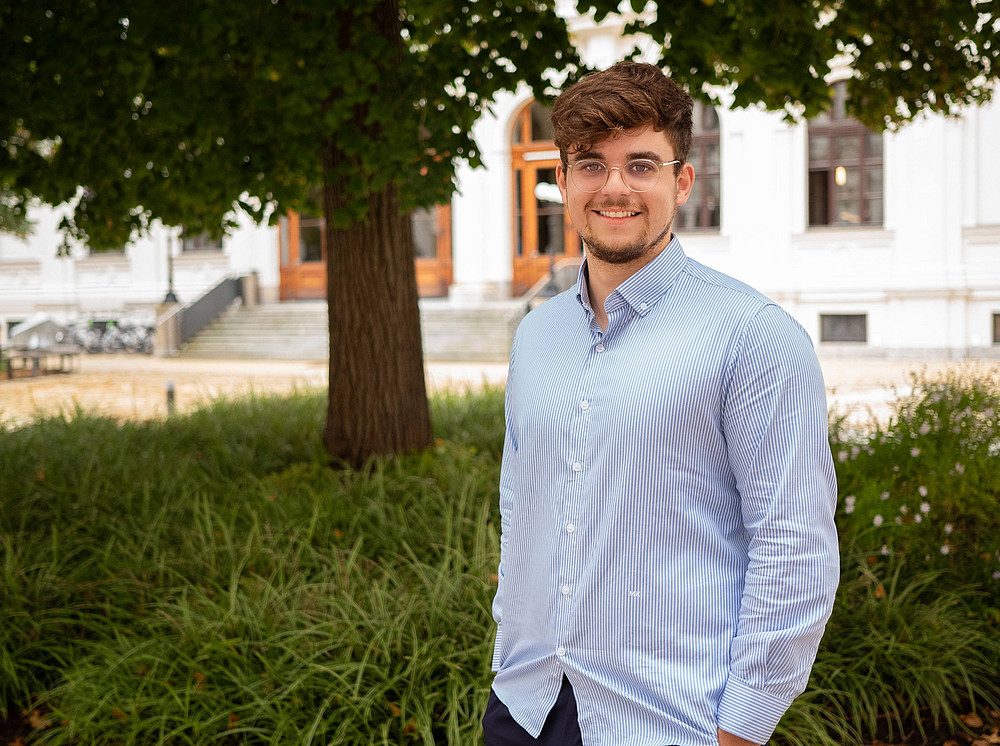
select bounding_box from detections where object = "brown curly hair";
[551,61,693,167]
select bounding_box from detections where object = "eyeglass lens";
[571,159,662,193]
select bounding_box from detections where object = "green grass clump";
[2,374,999,745]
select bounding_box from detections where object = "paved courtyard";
[1,353,998,429]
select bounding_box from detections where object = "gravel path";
[1,353,997,428]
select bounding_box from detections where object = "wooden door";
[279,213,327,300]
[510,101,580,297]
[413,205,453,297]
[279,207,452,301]
[511,152,580,296]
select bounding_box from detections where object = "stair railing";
[155,275,250,356]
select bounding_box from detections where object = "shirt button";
[595,343,605,352]
[572,461,582,472]
[556,646,566,657]
[580,400,589,411]
[561,585,570,596]
[639,302,648,311]
[566,523,576,534]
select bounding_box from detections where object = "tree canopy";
[0,0,579,249]
[589,0,999,130]
[1,0,996,464]
[1,0,582,465]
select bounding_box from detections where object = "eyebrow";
[573,149,666,162]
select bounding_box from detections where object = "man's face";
[556,125,695,267]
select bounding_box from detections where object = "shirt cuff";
[716,675,792,745]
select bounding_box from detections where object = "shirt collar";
[575,235,688,318]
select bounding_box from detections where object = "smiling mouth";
[595,209,640,218]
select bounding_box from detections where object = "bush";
[1,374,998,745]
[830,369,1000,610]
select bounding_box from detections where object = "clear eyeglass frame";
[567,158,681,193]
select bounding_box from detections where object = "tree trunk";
[320,0,432,468]
[321,171,433,468]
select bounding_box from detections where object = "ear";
[674,162,696,206]
[556,162,569,202]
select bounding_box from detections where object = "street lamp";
[163,232,179,303]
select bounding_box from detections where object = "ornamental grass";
[1,375,998,744]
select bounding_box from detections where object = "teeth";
[598,210,638,218]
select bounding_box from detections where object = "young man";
[484,62,840,746]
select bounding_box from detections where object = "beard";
[579,200,676,265]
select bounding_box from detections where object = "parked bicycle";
[58,319,156,354]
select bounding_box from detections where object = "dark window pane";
[809,136,830,162]
[866,168,883,195]
[704,175,720,227]
[702,105,720,131]
[834,168,861,224]
[809,170,830,225]
[412,208,437,259]
[821,314,867,343]
[676,180,700,230]
[705,142,720,170]
[866,198,883,224]
[300,222,323,262]
[994,313,1000,344]
[514,169,524,256]
[675,204,695,230]
[530,103,554,142]
[836,135,862,160]
[535,167,564,255]
[835,199,861,224]
[866,132,883,158]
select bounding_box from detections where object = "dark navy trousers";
[483,676,584,746]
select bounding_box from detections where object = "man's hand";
[717,727,759,746]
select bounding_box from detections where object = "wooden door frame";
[279,206,453,301]
[510,104,580,296]
[415,204,453,297]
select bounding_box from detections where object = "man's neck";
[585,240,670,331]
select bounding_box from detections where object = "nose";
[601,166,631,194]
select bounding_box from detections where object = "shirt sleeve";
[491,337,518,672]
[716,304,840,744]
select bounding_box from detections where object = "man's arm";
[491,339,518,671]
[716,304,840,744]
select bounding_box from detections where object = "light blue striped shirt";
[490,237,839,746]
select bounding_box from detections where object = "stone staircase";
[178,299,525,361]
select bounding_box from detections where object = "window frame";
[820,313,868,344]
[676,101,721,232]
[808,82,884,228]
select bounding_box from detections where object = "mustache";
[587,199,643,211]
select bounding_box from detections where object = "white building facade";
[2,9,999,357]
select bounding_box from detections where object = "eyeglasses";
[567,158,681,193]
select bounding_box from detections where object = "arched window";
[510,101,581,296]
[675,102,720,231]
[808,81,884,226]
